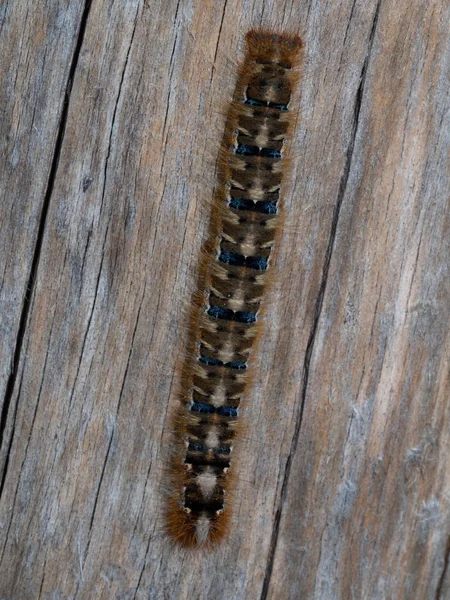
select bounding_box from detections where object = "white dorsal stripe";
[240,234,257,257]
[255,122,269,147]
[228,288,246,312]
[197,467,217,500]
[211,381,227,405]
[205,430,220,448]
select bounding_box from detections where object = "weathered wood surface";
[0,0,449,598]
[0,0,87,452]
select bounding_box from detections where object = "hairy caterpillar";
[166,29,303,547]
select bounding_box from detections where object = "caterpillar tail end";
[166,499,231,548]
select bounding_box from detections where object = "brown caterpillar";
[166,29,303,547]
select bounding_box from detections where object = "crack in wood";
[210,0,227,84]
[159,28,180,179]
[99,3,140,218]
[72,427,115,593]
[67,220,110,414]
[116,280,147,415]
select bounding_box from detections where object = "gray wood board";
[0,1,449,598]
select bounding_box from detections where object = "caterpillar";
[166,29,303,547]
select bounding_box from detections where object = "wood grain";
[0,0,448,598]
[0,0,87,472]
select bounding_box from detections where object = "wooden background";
[1,0,449,598]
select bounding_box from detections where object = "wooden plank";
[0,0,87,472]
[0,0,448,599]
